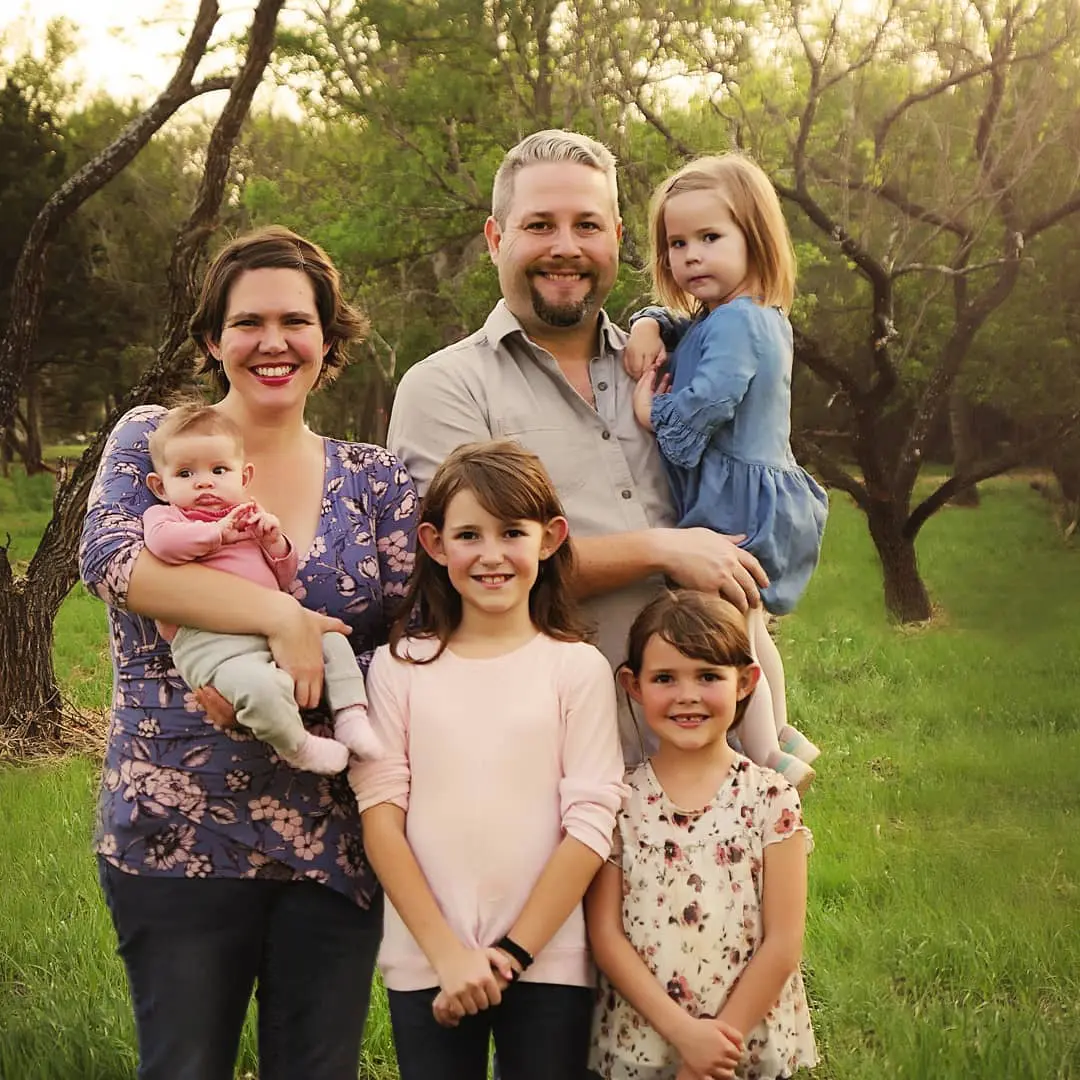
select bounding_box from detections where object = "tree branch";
[0,0,223,434]
[791,433,870,512]
[904,411,1080,540]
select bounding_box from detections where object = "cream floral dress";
[589,756,818,1080]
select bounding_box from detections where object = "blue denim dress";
[649,298,828,615]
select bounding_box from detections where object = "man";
[388,129,766,758]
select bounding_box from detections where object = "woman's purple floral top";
[79,405,418,906]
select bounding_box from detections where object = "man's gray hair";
[491,130,620,225]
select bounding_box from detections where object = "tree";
[1,0,286,740]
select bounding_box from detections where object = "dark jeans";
[98,858,382,1080]
[388,982,594,1080]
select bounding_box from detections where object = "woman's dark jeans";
[388,982,594,1080]
[98,858,383,1080]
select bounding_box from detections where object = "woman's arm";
[80,407,344,706]
[586,862,743,1076]
[716,829,809,1040]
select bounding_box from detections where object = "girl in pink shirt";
[351,440,627,1080]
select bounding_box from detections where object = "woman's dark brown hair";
[189,225,370,396]
[624,589,756,728]
[389,440,585,663]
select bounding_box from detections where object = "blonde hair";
[648,154,795,315]
[491,130,619,226]
[148,404,243,471]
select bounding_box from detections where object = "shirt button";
[621,489,632,499]
[597,381,608,391]
[602,430,611,440]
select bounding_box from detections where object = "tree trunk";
[0,537,73,741]
[948,390,980,507]
[0,0,286,745]
[867,504,933,622]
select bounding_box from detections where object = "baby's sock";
[280,731,349,775]
[335,706,384,760]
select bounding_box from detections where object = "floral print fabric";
[79,405,417,905]
[589,757,818,1079]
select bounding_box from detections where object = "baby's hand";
[218,502,256,544]
[624,317,667,378]
[247,506,287,555]
[632,367,672,431]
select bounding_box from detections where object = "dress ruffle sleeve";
[650,305,759,470]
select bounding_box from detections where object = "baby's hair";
[148,404,244,472]
[491,129,620,226]
[389,439,585,663]
[648,153,795,316]
[189,225,370,397]
[624,589,757,728]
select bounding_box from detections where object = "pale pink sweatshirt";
[354,633,627,991]
[142,503,297,641]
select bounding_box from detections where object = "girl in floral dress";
[586,589,817,1080]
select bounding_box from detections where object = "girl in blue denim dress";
[628,153,828,795]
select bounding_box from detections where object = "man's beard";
[527,272,599,328]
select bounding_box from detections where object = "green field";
[1,470,1078,1078]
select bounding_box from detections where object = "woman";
[79,225,418,1080]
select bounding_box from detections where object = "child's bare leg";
[741,608,814,794]
[752,610,821,765]
[751,611,787,734]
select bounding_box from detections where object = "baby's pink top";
[353,633,627,991]
[142,503,298,640]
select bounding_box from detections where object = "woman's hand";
[625,317,667,378]
[267,602,351,709]
[672,1015,744,1079]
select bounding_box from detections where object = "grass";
[2,469,1079,1077]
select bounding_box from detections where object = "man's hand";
[657,527,769,611]
[624,317,668,379]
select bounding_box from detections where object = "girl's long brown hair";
[389,440,586,663]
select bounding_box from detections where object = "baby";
[142,403,382,773]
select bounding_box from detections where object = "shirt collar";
[483,299,625,358]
